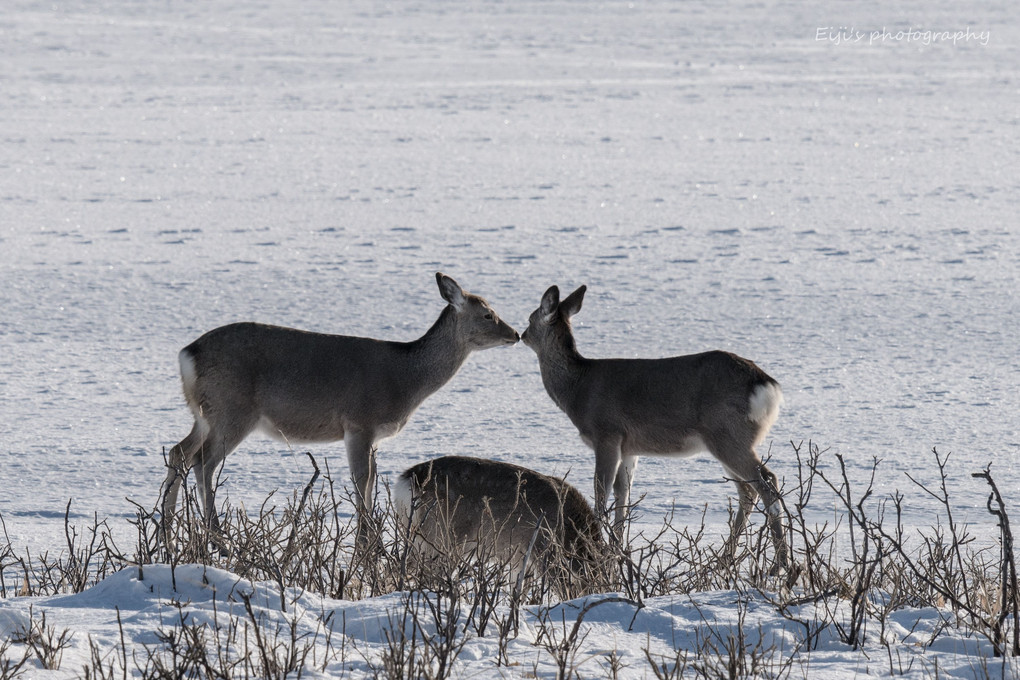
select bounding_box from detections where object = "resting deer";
[160,273,519,542]
[394,455,606,595]
[521,284,790,570]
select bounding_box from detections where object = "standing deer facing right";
[160,273,519,545]
[521,284,790,570]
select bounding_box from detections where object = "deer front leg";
[592,435,623,533]
[345,430,378,547]
[613,455,638,530]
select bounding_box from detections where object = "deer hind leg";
[754,463,790,570]
[192,415,254,532]
[723,479,758,564]
[721,458,790,571]
[711,423,790,570]
[161,421,206,524]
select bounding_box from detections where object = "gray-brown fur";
[160,274,519,539]
[395,456,605,592]
[521,284,789,569]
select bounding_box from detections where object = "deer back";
[395,456,605,566]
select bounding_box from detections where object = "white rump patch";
[392,473,414,520]
[178,349,210,438]
[392,473,415,535]
[748,382,783,441]
[178,349,198,394]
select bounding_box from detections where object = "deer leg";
[710,423,791,570]
[721,458,790,571]
[161,422,205,523]
[754,463,790,570]
[612,455,638,531]
[160,422,207,549]
[723,480,758,564]
[592,436,622,520]
[192,456,220,533]
[345,430,378,546]
[592,435,624,544]
[194,419,251,533]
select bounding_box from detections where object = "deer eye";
[484,313,494,320]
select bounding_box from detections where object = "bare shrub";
[0,637,29,680]
[3,441,1020,677]
[18,607,73,671]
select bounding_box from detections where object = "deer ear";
[559,285,586,319]
[539,285,560,319]
[436,272,466,309]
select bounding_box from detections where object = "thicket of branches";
[0,443,1017,678]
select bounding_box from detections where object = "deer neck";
[406,306,472,392]
[537,336,587,410]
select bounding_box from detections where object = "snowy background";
[1,1,1018,675]
[3,0,1017,553]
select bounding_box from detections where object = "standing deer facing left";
[522,284,790,571]
[160,273,519,543]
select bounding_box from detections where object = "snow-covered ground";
[1,563,1010,679]
[2,1,1018,677]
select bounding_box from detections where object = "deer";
[159,273,519,544]
[521,284,790,571]
[394,455,606,596]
